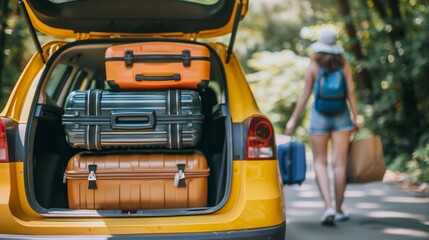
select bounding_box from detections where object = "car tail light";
[0,119,9,163]
[246,116,276,160]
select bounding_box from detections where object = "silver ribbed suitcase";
[62,89,203,150]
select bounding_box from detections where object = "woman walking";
[285,29,359,225]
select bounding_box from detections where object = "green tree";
[0,0,10,104]
[235,0,429,181]
[0,1,30,109]
[353,0,429,178]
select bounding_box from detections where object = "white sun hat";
[310,29,344,54]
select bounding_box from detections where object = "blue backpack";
[314,69,348,115]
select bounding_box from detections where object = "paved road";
[283,172,429,239]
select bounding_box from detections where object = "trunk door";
[23,0,248,40]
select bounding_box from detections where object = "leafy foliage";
[350,0,429,181]
[235,0,429,181]
[0,2,32,109]
[246,50,310,139]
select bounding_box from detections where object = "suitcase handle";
[135,74,181,81]
[123,50,191,67]
[280,140,294,184]
[111,111,155,130]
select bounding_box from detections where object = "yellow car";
[0,0,285,239]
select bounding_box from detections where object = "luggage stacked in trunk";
[62,89,204,150]
[62,41,211,211]
[105,41,210,90]
[64,151,209,210]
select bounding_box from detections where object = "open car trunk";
[26,39,232,217]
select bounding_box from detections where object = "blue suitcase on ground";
[277,140,306,185]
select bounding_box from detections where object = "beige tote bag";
[347,135,386,183]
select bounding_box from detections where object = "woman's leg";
[310,133,333,209]
[330,130,352,212]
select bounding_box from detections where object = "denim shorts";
[309,103,354,134]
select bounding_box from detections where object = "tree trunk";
[388,0,405,39]
[373,0,405,41]
[336,0,373,93]
[372,0,420,141]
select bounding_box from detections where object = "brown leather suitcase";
[105,41,211,90]
[64,151,209,210]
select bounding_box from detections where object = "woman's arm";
[285,62,316,134]
[344,62,359,130]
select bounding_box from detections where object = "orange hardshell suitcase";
[64,151,209,210]
[105,42,211,90]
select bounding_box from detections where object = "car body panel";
[210,43,261,122]
[0,161,283,234]
[0,223,285,239]
[0,53,42,123]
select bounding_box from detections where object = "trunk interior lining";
[31,40,229,215]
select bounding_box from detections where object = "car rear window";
[45,64,71,101]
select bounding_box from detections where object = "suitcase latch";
[88,165,97,190]
[174,164,186,188]
[181,50,191,67]
[124,50,134,67]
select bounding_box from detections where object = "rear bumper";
[1,161,285,235]
[0,222,285,240]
